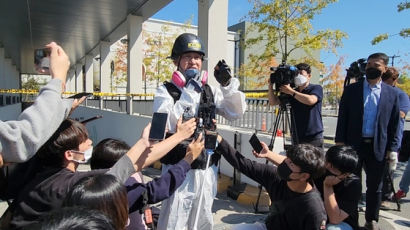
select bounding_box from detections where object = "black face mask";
[277,162,294,181]
[366,67,382,80]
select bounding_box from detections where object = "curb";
[218,173,270,208]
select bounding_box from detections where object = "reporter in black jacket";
[215,134,327,230]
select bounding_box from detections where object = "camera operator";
[152,33,246,230]
[215,134,327,230]
[268,63,324,147]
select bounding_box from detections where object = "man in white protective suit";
[153,33,246,230]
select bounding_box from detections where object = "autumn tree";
[239,0,347,90]
[143,19,194,87]
[143,24,176,87]
[371,1,410,45]
[111,41,128,92]
[320,56,345,107]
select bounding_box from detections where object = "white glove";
[387,151,398,171]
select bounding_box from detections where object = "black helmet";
[170,33,205,60]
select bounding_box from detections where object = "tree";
[143,24,176,86]
[320,56,345,107]
[143,18,194,87]
[111,41,128,91]
[239,0,347,89]
[372,2,410,45]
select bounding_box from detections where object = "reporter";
[314,145,360,230]
[216,134,327,230]
[0,42,72,165]
[8,117,196,228]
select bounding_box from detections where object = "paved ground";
[1,161,409,229]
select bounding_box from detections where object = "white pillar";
[198,0,229,87]
[84,55,94,92]
[99,41,111,94]
[0,48,5,89]
[4,58,12,89]
[12,64,19,89]
[126,15,144,114]
[75,63,84,92]
[100,41,111,109]
[67,68,76,92]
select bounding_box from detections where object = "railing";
[83,96,279,132]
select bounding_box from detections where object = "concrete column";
[126,15,144,114]
[198,0,229,87]
[75,63,84,92]
[0,48,4,89]
[0,48,4,106]
[99,41,111,94]
[100,41,111,109]
[67,68,76,92]
[11,64,19,89]
[4,58,12,89]
[84,55,94,92]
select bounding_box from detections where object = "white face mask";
[295,74,308,87]
[71,146,93,164]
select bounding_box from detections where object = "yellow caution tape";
[1,89,268,98]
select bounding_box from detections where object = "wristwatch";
[292,92,296,97]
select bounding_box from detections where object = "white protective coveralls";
[153,76,246,230]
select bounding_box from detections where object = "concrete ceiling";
[0,0,172,74]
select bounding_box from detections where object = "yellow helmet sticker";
[187,42,201,49]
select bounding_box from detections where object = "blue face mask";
[184,69,200,82]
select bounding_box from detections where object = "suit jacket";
[335,81,400,161]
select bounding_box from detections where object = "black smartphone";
[68,92,93,99]
[205,131,218,150]
[249,133,263,153]
[149,112,168,141]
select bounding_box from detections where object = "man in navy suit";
[335,53,400,230]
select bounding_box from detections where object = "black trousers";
[356,139,387,222]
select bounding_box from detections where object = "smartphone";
[68,92,93,99]
[149,112,168,141]
[205,130,218,150]
[249,133,263,153]
[34,48,51,73]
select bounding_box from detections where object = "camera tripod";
[253,98,299,213]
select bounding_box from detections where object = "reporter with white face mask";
[268,63,324,147]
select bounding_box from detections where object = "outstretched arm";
[0,42,71,165]
[127,134,204,212]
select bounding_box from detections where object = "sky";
[153,0,409,73]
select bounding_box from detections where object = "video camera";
[183,106,217,150]
[344,58,366,87]
[270,64,298,92]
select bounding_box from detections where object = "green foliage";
[241,0,347,90]
[371,33,389,45]
[143,18,194,85]
[397,72,410,95]
[372,1,409,45]
[397,1,410,12]
[22,76,41,91]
